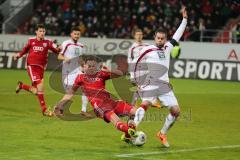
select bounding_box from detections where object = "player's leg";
[131,91,140,106]
[33,66,53,116]
[104,111,137,139]
[35,79,49,115]
[16,66,38,94]
[133,100,151,127]
[54,93,74,116]
[156,91,180,147]
[160,105,180,135]
[133,86,157,126]
[81,93,88,113]
[113,100,137,129]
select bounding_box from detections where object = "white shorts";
[141,91,178,108]
[139,84,179,108]
[62,72,81,91]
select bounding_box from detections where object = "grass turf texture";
[0,69,240,160]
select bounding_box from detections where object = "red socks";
[20,83,31,92]
[140,104,148,111]
[116,121,129,133]
[19,82,47,113]
[37,91,47,112]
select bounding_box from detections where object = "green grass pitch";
[0,69,240,160]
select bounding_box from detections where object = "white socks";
[81,95,88,112]
[160,113,176,134]
[131,91,140,105]
[134,107,145,126]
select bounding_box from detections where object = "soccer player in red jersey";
[54,56,138,143]
[13,24,60,116]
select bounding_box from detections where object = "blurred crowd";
[20,0,239,40]
[0,12,3,33]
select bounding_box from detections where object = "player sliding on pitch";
[14,24,60,116]
[54,56,139,144]
[133,7,188,147]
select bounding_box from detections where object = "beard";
[156,43,164,48]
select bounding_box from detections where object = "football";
[132,131,147,146]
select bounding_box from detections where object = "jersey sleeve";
[172,18,187,43]
[100,71,111,80]
[48,40,59,54]
[127,47,132,64]
[73,75,83,91]
[18,39,31,57]
[127,47,135,81]
[60,41,67,55]
[164,42,174,55]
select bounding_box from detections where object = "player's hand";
[57,46,62,52]
[13,53,19,61]
[64,57,71,63]
[101,65,110,72]
[182,6,188,19]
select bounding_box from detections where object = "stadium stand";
[17,0,240,41]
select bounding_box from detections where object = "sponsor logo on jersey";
[85,77,101,82]
[157,51,166,59]
[33,46,44,52]
[43,43,47,47]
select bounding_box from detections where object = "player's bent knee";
[130,107,137,116]
[170,105,180,117]
[31,87,38,95]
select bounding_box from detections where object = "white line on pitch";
[115,144,240,158]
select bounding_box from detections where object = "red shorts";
[103,100,133,123]
[91,97,133,122]
[113,100,133,116]
[27,65,44,84]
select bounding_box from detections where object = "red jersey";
[73,71,117,112]
[73,70,133,120]
[18,37,59,68]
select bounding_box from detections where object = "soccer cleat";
[54,106,64,116]
[128,128,138,138]
[152,99,162,108]
[15,81,22,94]
[156,131,170,148]
[42,109,55,117]
[80,111,95,118]
[121,134,133,145]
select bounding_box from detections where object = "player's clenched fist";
[182,6,188,19]
[13,53,19,61]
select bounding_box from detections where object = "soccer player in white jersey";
[127,29,149,105]
[56,27,88,114]
[133,7,188,147]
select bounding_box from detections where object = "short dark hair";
[154,29,167,37]
[83,55,97,63]
[71,26,81,33]
[35,24,45,30]
[132,28,143,36]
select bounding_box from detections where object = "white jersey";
[135,18,187,91]
[135,43,173,87]
[60,39,84,75]
[128,42,149,81]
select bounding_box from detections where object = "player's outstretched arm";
[55,91,74,110]
[101,66,123,76]
[172,6,188,42]
[49,40,61,54]
[13,40,31,60]
[57,54,70,62]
